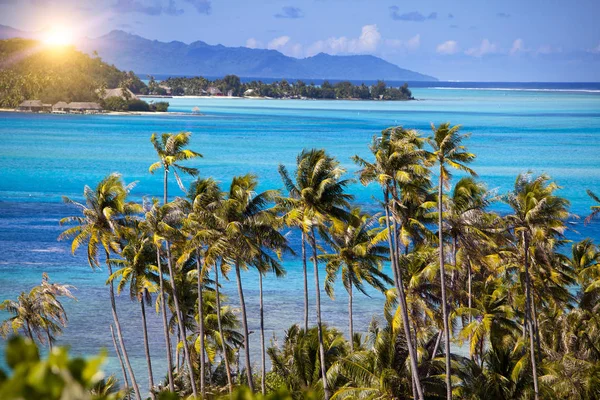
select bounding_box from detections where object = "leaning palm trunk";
[438,172,452,400]
[309,227,331,400]
[302,230,309,332]
[383,192,424,400]
[523,234,539,400]
[214,265,234,394]
[165,245,198,398]
[139,292,155,398]
[106,253,142,400]
[348,283,354,351]
[234,261,254,391]
[156,248,175,392]
[196,255,206,398]
[259,273,267,395]
[110,325,130,400]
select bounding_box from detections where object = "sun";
[43,26,73,47]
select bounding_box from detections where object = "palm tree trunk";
[302,230,309,332]
[156,248,175,392]
[468,260,473,360]
[214,265,234,394]
[110,324,130,399]
[140,294,155,399]
[310,226,331,400]
[106,254,142,400]
[348,283,354,351]
[234,261,254,391]
[438,170,453,400]
[432,330,443,360]
[383,191,424,400]
[259,273,267,396]
[46,327,53,350]
[196,255,206,398]
[165,244,198,398]
[25,321,34,341]
[163,169,169,205]
[523,234,539,400]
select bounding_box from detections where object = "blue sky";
[1,0,599,81]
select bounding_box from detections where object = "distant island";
[149,75,414,100]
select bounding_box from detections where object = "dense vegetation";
[156,75,413,100]
[1,125,600,400]
[0,38,145,108]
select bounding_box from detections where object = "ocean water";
[1,87,599,389]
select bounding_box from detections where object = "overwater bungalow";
[52,102,70,113]
[17,100,51,112]
[67,102,103,114]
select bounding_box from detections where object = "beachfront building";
[17,100,51,112]
[67,102,103,114]
[207,87,222,96]
[52,102,70,113]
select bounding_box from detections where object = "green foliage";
[0,38,146,108]
[0,336,120,400]
[127,99,150,112]
[151,101,170,112]
[161,75,413,100]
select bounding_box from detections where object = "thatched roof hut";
[17,100,43,112]
[68,102,103,113]
[98,88,139,100]
[52,102,69,112]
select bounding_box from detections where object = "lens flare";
[43,26,73,47]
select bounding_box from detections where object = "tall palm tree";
[139,200,175,392]
[149,131,202,398]
[179,176,223,398]
[353,127,428,399]
[59,173,142,400]
[149,131,203,204]
[428,122,476,400]
[219,174,289,391]
[321,207,392,350]
[109,225,160,398]
[504,173,569,400]
[279,149,353,400]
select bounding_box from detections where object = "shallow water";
[1,87,599,389]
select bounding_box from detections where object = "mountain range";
[0,25,437,81]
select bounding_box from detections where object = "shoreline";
[0,108,203,117]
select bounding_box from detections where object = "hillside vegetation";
[0,38,145,108]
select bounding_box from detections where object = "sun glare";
[43,26,73,47]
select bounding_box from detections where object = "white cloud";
[536,44,562,55]
[510,38,524,55]
[436,40,458,55]
[465,39,497,57]
[246,38,261,49]
[386,34,421,51]
[589,43,600,54]
[306,24,382,56]
[268,36,290,50]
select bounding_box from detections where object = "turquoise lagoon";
[0,87,599,387]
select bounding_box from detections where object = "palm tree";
[279,149,353,400]
[321,207,392,350]
[59,173,142,400]
[428,122,477,400]
[353,127,428,399]
[109,225,160,397]
[585,190,600,225]
[0,274,75,347]
[219,174,289,391]
[179,176,223,398]
[139,200,175,392]
[149,131,202,398]
[504,173,569,400]
[149,132,202,205]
